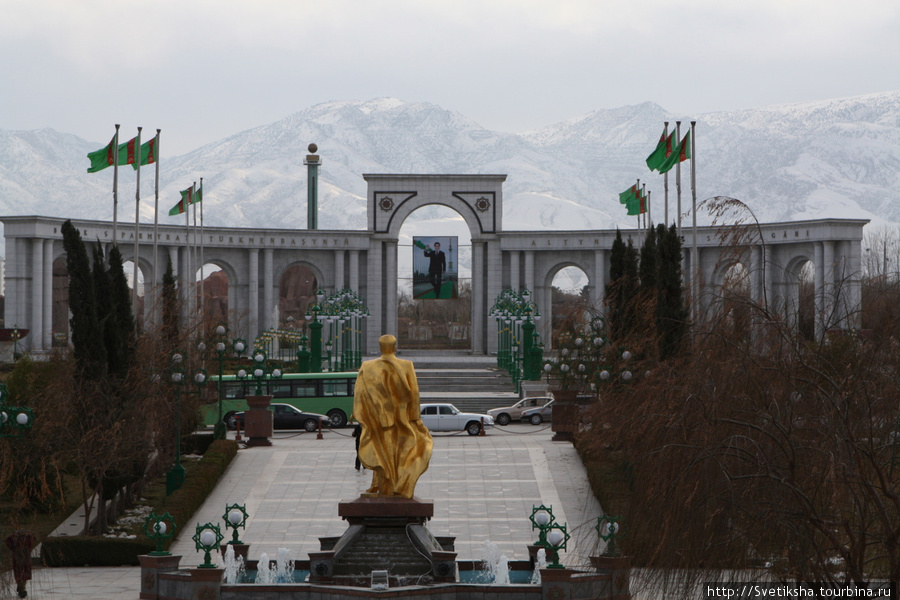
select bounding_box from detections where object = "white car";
[420,403,494,436]
[487,396,553,426]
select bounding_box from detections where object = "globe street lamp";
[166,350,208,495]
[0,383,33,438]
[193,523,224,569]
[212,323,246,440]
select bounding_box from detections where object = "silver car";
[521,399,554,425]
[487,396,553,426]
[420,403,494,436]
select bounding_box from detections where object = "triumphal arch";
[2,173,866,355]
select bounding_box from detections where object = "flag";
[645,128,673,171]
[169,186,193,216]
[626,190,648,216]
[117,136,139,167]
[658,131,691,174]
[131,137,158,170]
[618,185,638,205]
[86,135,117,173]
[192,185,202,204]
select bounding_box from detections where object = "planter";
[550,389,579,442]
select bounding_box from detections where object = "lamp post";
[166,350,207,495]
[544,523,570,568]
[211,323,241,440]
[530,504,556,549]
[193,523,224,569]
[223,503,249,545]
[596,515,623,557]
[143,512,177,556]
[10,325,21,361]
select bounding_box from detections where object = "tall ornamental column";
[30,239,43,352]
[486,240,502,355]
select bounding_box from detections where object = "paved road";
[13,423,605,599]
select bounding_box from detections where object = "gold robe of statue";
[353,335,433,498]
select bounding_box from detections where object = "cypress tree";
[107,245,135,377]
[162,256,179,343]
[62,221,106,380]
[639,224,659,293]
[657,223,689,359]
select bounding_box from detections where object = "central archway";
[396,205,473,349]
[365,173,507,355]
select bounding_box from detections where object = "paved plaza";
[10,423,604,599]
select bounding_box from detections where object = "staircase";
[397,350,520,415]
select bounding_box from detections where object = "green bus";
[203,371,358,429]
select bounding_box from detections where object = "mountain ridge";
[1,92,898,246]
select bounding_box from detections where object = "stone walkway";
[11,423,605,599]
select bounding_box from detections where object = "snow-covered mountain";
[1,93,898,245]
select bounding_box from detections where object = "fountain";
[222,544,245,584]
[255,551,273,584]
[531,548,547,584]
[274,548,294,583]
[482,541,510,584]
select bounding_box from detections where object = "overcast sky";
[2,0,899,155]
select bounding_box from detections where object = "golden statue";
[353,335,433,498]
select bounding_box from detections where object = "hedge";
[41,439,238,567]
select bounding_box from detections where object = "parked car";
[487,396,553,426]
[521,399,554,425]
[419,403,494,436]
[225,403,330,432]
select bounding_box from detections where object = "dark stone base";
[309,496,456,587]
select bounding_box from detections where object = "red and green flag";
[86,135,118,173]
[658,131,691,174]
[645,128,674,172]
[618,184,638,205]
[192,185,202,204]
[131,137,158,170]
[625,189,646,216]
[169,186,194,216]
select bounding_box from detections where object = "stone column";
[334,249,345,291]
[248,248,259,344]
[525,250,535,293]
[30,238,43,352]
[486,240,502,355]
[366,242,383,355]
[510,251,520,291]
[263,248,273,331]
[138,554,181,600]
[823,240,835,331]
[385,241,398,338]
[43,239,53,349]
[592,249,606,311]
[471,241,484,354]
[814,241,824,339]
[4,236,17,331]
[349,250,360,292]
[16,238,27,336]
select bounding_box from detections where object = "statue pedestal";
[308,496,456,587]
[244,395,273,446]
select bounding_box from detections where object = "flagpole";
[132,127,142,327]
[691,120,698,323]
[675,121,682,238]
[663,122,669,227]
[635,179,641,234]
[152,129,160,331]
[192,181,198,325]
[199,177,205,324]
[113,124,120,244]
[647,189,652,230]
[184,186,191,327]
